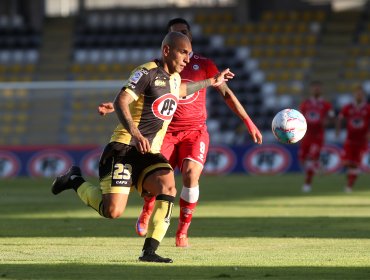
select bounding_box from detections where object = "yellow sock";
[146,195,174,243]
[77,182,104,216]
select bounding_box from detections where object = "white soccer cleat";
[302,184,312,193]
[344,186,353,193]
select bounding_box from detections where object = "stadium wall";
[1,143,369,178]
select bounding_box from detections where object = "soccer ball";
[271,109,307,144]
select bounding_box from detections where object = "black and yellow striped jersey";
[110,61,181,153]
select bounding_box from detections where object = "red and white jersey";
[339,102,370,144]
[167,53,219,132]
[299,97,333,139]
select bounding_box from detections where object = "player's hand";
[212,68,235,87]
[133,134,151,154]
[244,119,263,144]
[98,102,115,116]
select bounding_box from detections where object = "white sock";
[180,185,199,203]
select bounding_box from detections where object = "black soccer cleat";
[138,250,173,263]
[51,166,82,195]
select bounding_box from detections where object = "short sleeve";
[122,67,151,100]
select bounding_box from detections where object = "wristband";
[243,118,255,131]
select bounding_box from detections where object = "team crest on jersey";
[152,93,178,121]
[307,111,320,121]
[350,118,364,128]
[193,64,199,70]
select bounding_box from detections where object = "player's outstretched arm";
[216,83,263,144]
[179,68,234,97]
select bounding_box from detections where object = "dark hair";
[167,18,191,32]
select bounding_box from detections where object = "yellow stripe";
[137,163,173,195]
[150,122,169,153]
[125,88,139,101]
[106,186,131,195]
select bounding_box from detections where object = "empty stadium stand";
[0,14,41,82]
[1,3,369,146]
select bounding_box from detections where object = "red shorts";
[161,127,209,171]
[342,141,367,165]
[298,137,323,162]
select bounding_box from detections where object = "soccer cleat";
[135,212,151,237]
[135,198,155,237]
[138,250,173,263]
[302,184,312,193]
[176,233,189,247]
[344,186,353,193]
[51,166,82,195]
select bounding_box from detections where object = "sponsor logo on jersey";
[154,79,166,87]
[152,93,178,121]
[193,64,199,70]
[115,180,129,185]
[129,70,143,84]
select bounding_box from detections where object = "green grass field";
[1,173,370,279]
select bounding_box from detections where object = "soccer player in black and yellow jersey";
[51,32,233,263]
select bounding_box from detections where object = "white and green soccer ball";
[272,108,307,144]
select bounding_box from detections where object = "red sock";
[177,198,197,235]
[347,173,358,188]
[305,168,314,185]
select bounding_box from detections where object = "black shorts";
[99,142,172,195]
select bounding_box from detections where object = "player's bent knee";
[163,184,176,196]
[154,181,176,197]
[143,169,177,196]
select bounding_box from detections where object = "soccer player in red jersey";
[99,18,262,247]
[298,80,335,193]
[335,85,370,193]
[136,18,262,247]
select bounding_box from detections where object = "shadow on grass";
[2,216,370,238]
[1,264,370,280]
